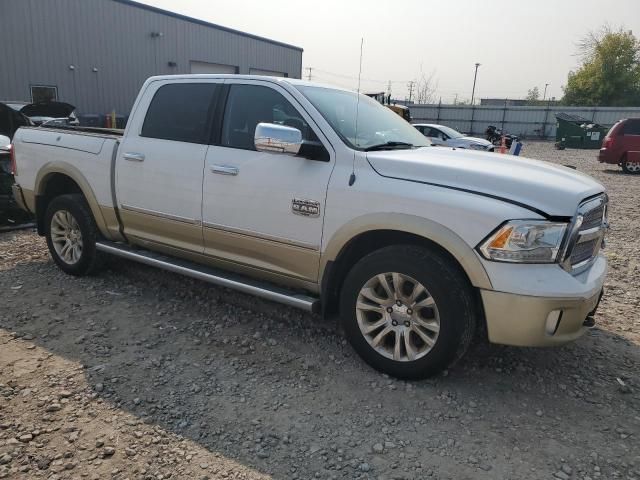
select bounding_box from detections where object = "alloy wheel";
[355,272,440,362]
[50,210,83,265]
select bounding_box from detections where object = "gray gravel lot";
[0,141,638,480]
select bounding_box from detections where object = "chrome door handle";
[210,164,239,176]
[123,152,145,162]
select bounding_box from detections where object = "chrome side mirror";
[0,135,10,152]
[254,122,302,155]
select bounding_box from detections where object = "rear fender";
[35,162,113,239]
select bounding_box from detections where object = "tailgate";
[20,128,106,155]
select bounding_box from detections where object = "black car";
[0,102,33,225]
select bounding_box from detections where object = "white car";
[414,123,494,151]
[11,75,607,379]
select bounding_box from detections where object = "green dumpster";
[555,113,608,149]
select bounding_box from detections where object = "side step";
[96,241,320,313]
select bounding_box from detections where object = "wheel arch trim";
[35,162,111,239]
[321,213,493,291]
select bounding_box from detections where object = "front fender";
[321,212,492,290]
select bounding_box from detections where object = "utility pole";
[454,93,458,105]
[387,80,392,97]
[543,82,550,101]
[407,81,415,103]
[470,62,481,106]
[305,67,313,81]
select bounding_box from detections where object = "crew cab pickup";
[11,75,609,378]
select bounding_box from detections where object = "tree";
[526,86,540,104]
[563,26,640,106]
[413,71,438,104]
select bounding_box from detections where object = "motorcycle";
[486,125,519,148]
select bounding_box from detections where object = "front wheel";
[339,245,478,379]
[622,155,640,174]
[45,194,102,276]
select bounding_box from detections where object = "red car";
[598,118,640,174]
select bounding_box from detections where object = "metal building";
[0,0,303,117]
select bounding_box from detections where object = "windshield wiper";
[363,141,414,151]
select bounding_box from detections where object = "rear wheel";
[622,155,640,174]
[45,194,102,276]
[339,245,477,379]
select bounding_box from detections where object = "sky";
[139,0,640,103]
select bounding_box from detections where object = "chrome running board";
[96,241,319,313]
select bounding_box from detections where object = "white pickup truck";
[11,75,608,378]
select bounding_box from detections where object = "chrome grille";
[581,203,605,230]
[563,194,608,273]
[569,238,598,265]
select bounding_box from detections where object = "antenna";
[349,38,364,187]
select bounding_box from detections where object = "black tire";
[339,245,477,379]
[621,155,640,174]
[44,194,102,276]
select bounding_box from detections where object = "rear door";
[116,80,221,252]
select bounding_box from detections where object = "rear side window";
[141,83,218,143]
[622,119,640,135]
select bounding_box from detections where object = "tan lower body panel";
[203,225,320,283]
[119,208,203,254]
[481,289,600,347]
[100,206,125,242]
[128,236,319,294]
[119,210,319,293]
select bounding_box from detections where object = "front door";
[116,80,221,252]
[202,81,334,282]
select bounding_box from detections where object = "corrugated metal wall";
[408,103,640,138]
[0,0,303,115]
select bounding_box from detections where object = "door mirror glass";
[254,122,302,155]
[0,135,10,152]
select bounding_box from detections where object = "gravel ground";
[0,141,638,480]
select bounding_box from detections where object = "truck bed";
[13,126,120,214]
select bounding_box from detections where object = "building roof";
[112,0,303,52]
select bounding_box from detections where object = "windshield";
[436,125,465,139]
[296,86,429,150]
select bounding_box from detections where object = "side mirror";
[254,122,302,155]
[0,135,10,152]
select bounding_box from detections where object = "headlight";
[479,221,568,263]
[469,143,488,150]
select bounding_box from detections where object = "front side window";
[297,86,430,150]
[141,83,218,144]
[221,84,317,150]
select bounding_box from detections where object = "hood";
[20,101,75,118]
[366,147,604,217]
